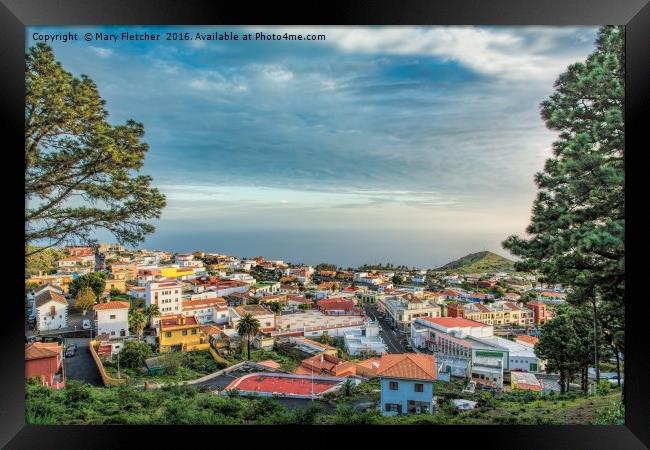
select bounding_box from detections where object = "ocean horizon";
[137,228,516,269]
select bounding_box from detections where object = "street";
[63,337,103,387]
[363,304,409,354]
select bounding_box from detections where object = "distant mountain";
[435,251,515,273]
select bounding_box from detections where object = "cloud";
[187,70,248,92]
[89,47,112,58]
[249,26,595,82]
[254,65,294,82]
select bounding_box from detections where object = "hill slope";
[435,251,515,273]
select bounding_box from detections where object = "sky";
[27,26,600,268]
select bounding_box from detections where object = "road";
[63,337,103,387]
[363,304,409,354]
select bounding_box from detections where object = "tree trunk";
[613,347,621,388]
[247,336,251,360]
[591,298,600,384]
[559,370,566,394]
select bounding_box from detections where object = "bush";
[120,341,152,369]
[595,400,625,425]
[596,380,612,396]
[64,380,91,405]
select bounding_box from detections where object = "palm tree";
[236,313,260,360]
[267,301,282,330]
[143,304,161,327]
[128,309,147,341]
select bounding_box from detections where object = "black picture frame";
[1,1,648,448]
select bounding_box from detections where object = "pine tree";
[503,26,624,385]
[25,44,166,256]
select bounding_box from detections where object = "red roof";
[316,298,354,310]
[160,315,199,328]
[225,373,338,396]
[421,317,489,329]
[25,342,61,360]
[377,354,436,381]
[94,301,129,311]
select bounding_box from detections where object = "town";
[24,245,622,425]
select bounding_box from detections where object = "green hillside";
[435,251,515,273]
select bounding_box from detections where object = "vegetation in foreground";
[26,380,623,425]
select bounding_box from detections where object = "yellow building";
[160,267,195,279]
[158,315,210,352]
[26,275,73,293]
[111,263,137,281]
[103,279,126,296]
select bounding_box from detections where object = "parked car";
[65,344,78,357]
[82,319,92,330]
[405,343,413,351]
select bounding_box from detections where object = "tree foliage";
[25,245,66,276]
[68,272,106,300]
[502,26,625,381]
[503,25,624,309]
[128,309,147,341]
[236,314,261,360]
[25,44,166,256]
[75,286,96,314]
[120,340,151,369]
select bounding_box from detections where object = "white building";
[222,273,256,284]
[145,281,184,327]
[182,298,230,325]
[344,321,387,356]
[127,286,146,300]
[35,290,68,332]
[93,301,129,339]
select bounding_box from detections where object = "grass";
[227,348,301,373]
[103,350,220,385]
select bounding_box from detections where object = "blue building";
[377,354,437,416]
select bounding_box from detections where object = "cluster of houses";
[25,244,569,416]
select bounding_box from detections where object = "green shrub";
[596,380,612,396]
[120,341,152,369]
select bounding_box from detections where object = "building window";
[110,315,116,320]
[385,403,401,413]
[191,329,197,335]
[165,332,172,337]
[182,330,188,336]
[414,383,424,392]
[389,381,399,390]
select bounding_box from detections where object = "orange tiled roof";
[377,354,436,381]
[516,335,539,346]
[25,342,61,360]
[200,324,223,336]
[257,360,282,369]
[94,301,129,311]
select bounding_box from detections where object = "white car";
[82,319,92,330]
